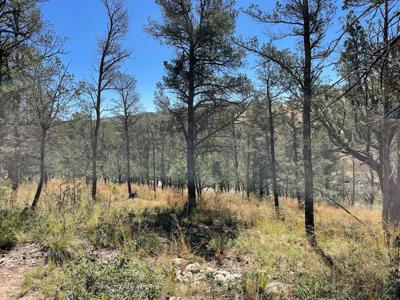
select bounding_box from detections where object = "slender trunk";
[161,136,165,190]
[145,131,150,185]
[251,151,257,194]
[246,132,251,200]
[186,106,196,212]
[185,48,197,214]
[291,112,302,208]
[302,0,315,244]
[31,130,46,210]
[351,156,355,205]
[126,133,132,196]
[0,56,4,85]
[397,135,400,189]
[196,175,202,200]
[91,110,100,201]
[232,120,240,192]
[369,168,375,205]
[267,90,279,211]
[117,155,122,184]
[12,110,22,190]
[341,165,346,201]
[152,132,156,193]
[258,164,265,198]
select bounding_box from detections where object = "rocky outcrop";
[174,261,242,286]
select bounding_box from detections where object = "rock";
[185,263,201,273]
[173,258,187,266]
[205,267,216,274]
[176,262,242,287]
[266,282,292,300]
[181,272,195,283]
[228,273,241,280]
[213,270,241,283]
[92,249,119,263]
[214,273,227,283]
[216,270,230,276]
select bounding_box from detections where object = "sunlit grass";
[0,179,396,299]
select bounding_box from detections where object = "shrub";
[240,270,270,298]
[0,210,17,250]
[61,257,161,299]
[41,232,83,264]
[140,206,245,259]
[0,177,12,208]
[0,228,16,251]
[89,209,133,249]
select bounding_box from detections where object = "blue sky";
[41,0,343,111]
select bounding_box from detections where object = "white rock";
[185,263,201,273]
[182,273,194,282]
[173,258,186,265]
[216,270,230,276]
[231,273,241,279]
[266,282,291,300]
[205,267,216,274]
[213,270,241,284]
[214,273,227,282]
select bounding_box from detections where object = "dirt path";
[0,243,44,300]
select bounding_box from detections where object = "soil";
[0,243,45,300]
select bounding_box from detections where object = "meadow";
[0,179,396,299]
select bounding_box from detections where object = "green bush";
[0,209,21,251]
[0,177,12,207]
[89,210,134,249]
[0,220,17,250]
[61,257,161,299]
[239,270,270,298]
[142,207,245,259]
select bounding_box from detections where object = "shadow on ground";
[129,206,249,260]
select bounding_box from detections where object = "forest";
[1,0,400,299]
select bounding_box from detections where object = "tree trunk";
[246,132,251,200]
[267,91,279,211]
[380,165,400,245]
[258,164,265,198]
[302,0,315,245]
[380,0,400,238]
[152,132,156,193]
[232,120,240,192]
[91,111,100,201]
[291,112,302,208]
[125,131,133,197]
[186,103,197,213]
[11,115,22,190]
[351,156,355,205]
[161,135,165,190]
[185,48,197,214]
[380,121,400,225]
[31,130,46,210]
[145,139,150,185]
[341,165,346,201]
[397,134,400,188]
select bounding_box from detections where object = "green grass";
[1,180,399,299]
[24,257,173,300]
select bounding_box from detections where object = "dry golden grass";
[3,179,395,299]
[11,179,384,239]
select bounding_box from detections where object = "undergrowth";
[0,180,399,299]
